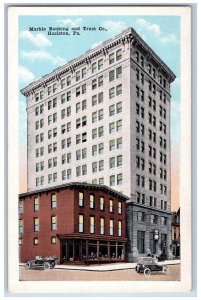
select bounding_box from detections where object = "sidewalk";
[20,260,180,272]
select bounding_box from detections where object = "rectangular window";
[92,161,97,173]
[51,194,57,209]
[137,211,145,222]
[110,157,115,169]
[117,137,122,149]
[116,84,122,96]
[92,95,97,106]
[76,87,80,97]
[19,219,24,234]
[98,126,104,137]
[67,91,71,101]
[51,236,57,244]
[109,104,115,116]
[34,237,39,245]
[137,231,145,253]
[66,75,71,86]
[116,49,122,61]
[34,197,39,212]
[117,155,122,167]
[67,169,71,179]
[109,122,115,134]
[92,62,97,73]
[82,164,87,175]
[19,200,23,213]
[92,111,97,123]
[98,143,104,154]
[98,75,103,87]
[79,214,84,233]
[98,58,103,70]
[109,139,115,151]
[118,201,122,214]
[100,197,104,210]
[98,92,103,103]
[76,166,81,177]
[92,128,97,139]
[100,218,105,234]
[110,175,115,186]
[76,102,81,113]
[109,199,114,213]
[110,219,114,235]
[92,79,97,90]
[90,194,95,209]
[76,70,80,81]
[109,87,115,99]
[109,70,115,82]
[116,120,122,132]
[118,220,122,236]
[90,216,95,234]
[116,102,122,114]
[34,217,39,232]
[99,160,104,171]
[82,68,86,78]
[79,192,84,206]
[116,66,122,78]
[117,173,122,185]
[109,53,115,64]
[98,109,104,121]
[51,215,57,230]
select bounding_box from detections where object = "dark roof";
[19,182,130,201]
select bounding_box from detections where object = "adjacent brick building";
[171,208,180,258]
[19,182,128,264]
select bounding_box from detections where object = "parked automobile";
[156,253,167,261]
[135,257,168,275]
[26,256,58,270]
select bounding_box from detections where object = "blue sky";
[19,15,180,148]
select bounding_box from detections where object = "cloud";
[101,20,127,35]
[135,18,178,44]
[19,30,52,47]
[160,33,177,43]
[19,66,35,83]
[135,19,161,36]
[56,17,82,27]
[91,41,103,49]
[21,50,66,65]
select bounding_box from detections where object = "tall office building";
[21,27,176,261]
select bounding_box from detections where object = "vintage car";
[25,256,58,270]
[135,257,168,275]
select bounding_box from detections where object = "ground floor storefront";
[59,235,127,264]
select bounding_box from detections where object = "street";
[19,264,180,281]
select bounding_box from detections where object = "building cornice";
[19,182,130,201]
[21,27,176,96]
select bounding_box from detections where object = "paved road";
[19,264,180,281]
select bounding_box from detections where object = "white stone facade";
[21,27,176,260]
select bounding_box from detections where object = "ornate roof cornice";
[21,27,176,96]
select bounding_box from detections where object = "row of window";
[19,236,57,246]
[19,215,123,236]
[137,211,168,225]
[78,192,122,213]
[135,51,168,90]
[35,137,122,158]
[35,172,123,187]
[136,174,167,192]
[135,192,167,210]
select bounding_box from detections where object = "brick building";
[171,208,180,258]
[21,27,176,261]
[19,182,128,264]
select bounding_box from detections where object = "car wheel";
[163,266,168,273]
[144,268,151,276]
[26,262,32,269]
[43,262,51,270]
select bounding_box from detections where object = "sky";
[19,15,180,211]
